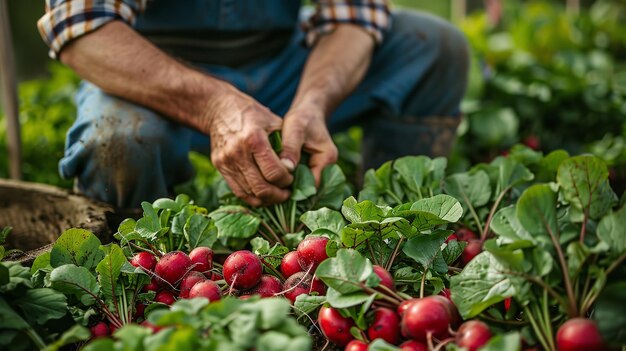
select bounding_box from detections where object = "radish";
[142,278,159,293]
[401,296,452,341]
[188,280,221,302]
[456,320,492,351]
[432,295,461,328]
[556,318,604,351]
[399,340,428,351]
[297,236,329,271]
[179,271,207,298]
[461,239,482,265]
[283,272,327,303]
[243,275,283,297]
[90,322,109,338]
[455,227,477,242]
[154,251,192,287]
[280,251,302,278]
[223,250,263,290]
[373,265,395,291]
[344,340,368,351]
[445,233,458,243]
[439,288,452,301]
[367,307,400,345]
[318,306,355,346]
[211,272,223,281]
[397,299,415,316]
[134,302,145,320]
[130,252,157,271]
[155,291,176,305]
[189,246,214,276]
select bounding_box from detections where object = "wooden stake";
[0,0,22,179]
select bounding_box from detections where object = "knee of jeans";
[392,11,470,81]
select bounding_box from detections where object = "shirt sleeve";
[305,0,391,46]
[37,0,147,59]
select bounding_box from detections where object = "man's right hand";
[205,87,294,207]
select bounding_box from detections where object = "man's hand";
[207,88,293,206]
[279,24,375,185]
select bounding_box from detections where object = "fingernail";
[281,158,295,172]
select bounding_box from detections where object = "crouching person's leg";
[330,10,470,170]
[60,82,195,208]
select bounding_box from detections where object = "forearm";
[290,25,375,117]
[60,21,229,132]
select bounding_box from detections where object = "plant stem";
[377,284,406,302]
[579,209,589,243]
[508,271,570,314]
[479,313,528,326]
[481,186,511,242]
[290,200,297,233]
[580,251,626,315]
[420,268,428,298]
[385,189,403,206]
[385,237,404,272]
[524,305,552,351]
[24,327,46,350]
[366,239,378,266]
[263,208,284,236]
[260,257,285,282]
[458,187,484,236]
[261,222,285,246]
[542,290,555,351]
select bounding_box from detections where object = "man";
[38,0,469,209]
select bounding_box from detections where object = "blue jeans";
[60,10,469,208]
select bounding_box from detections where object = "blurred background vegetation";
[1,0,626,195]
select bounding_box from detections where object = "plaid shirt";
[38,0,391,59]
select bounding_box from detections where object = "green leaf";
[443,240,467,264]
[358,161,393,204]
[50,264,100,306]
[483,239,527,271]
[210,206,261,241]
[392,156,431,194]
[368,338,401,351]
[396,194,463,231]
[44,324,91,351]
[291,165,316,201]
[402,231,450,274]
[325,287,372,309]
[251,238,288,268]
[450,252,525,318]
[479,332,522,351]
[315,249,375,294]
[96,244,126,306]
[50,228,104,270]
[490,206,536,243]
[0,264,8,286]
[31,252,51,275]
[597,205,626,256]
[300,208,346,235]
[342,197,388,224]
[0,297,29,329]
[136,202,163,239]
[536,150,569,182]
[0,262,32,292]
[315,165,348,209]
[494,157,534,191]
[112,324,153,350]
[14,288,67,324]
[516,184,559,242]
[153,198,182,211]
[293,294,326,321]
[557,155,618,220]
[594,281,626,346]
[445,170,492,209]
[184,213,217,250]
[257,331,312,351]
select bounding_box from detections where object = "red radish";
[318,306,355,346]
[179,271,207,298]
[140,320,164,334]
[373,265,395,291]
[211,272,223,281]
[367,307,400,345]
[344,340,368,351]
[90,322,109,338]
[189,247,214,276]
[283,272,327,303]
[556,318,604,351]
[432,295,461,327]
[154,251,192,287]
[130,252,157,271]
[401,296,452,341]
[188,280,221,302]
[461,240,482,265]
[439,288,452,301]
[297,236,329,271]
[244,275,283,297]
[280,251,302,278]
[399,340,428,351]
[455,228,477,242]
[504,297,512,312]
[155,291,176,305]
[397,299,415,316]
[523,135,540,150]
[445,233,458,243]
[108,322,118,335]
[134,302,146,319]
[142,278,159,293]
[456,320,492,351]
[223,250,263,290]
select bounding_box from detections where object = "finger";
[246,130,293,188]
[220,168,262,207]
[237,156,291,205]
[279,118,306,172]
[307,142,339,186]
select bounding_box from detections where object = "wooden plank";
[0,0,22,179]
